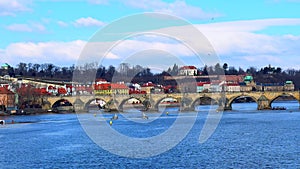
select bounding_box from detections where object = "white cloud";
[110,39,194,58]
[6,24,32,32]
[196,18,300,54]
[122,0,220,20]
[74,17,105,27]
[32,23,46,32]
[197,18,300,32]
[58,17,105,28]
[57,21,68,27]
[1,41,86,66]
[0,40,122,66]
[105,52,119,59]
[2,18,300,70]
[194,18,300,68]
[0,0,31,16]
[6,22,46,32]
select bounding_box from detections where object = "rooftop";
[1,63,10,68]
[0,87,14,94]
[111,83,128,89]
[142,82,155,87]
[179,66,197,70]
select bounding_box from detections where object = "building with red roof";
[35,88,51,95]
[223,83,241,92]
[111,83,129,95]
[58,87,67,95]
[94,83,111,95]
[179,66,198,76]
[197,82,210,93]
[141,82,155,94]
[74,85,93,95]
[94,83,129,95]
[95,78,108,84]
[225,75,245,84]
[0,87,15,109]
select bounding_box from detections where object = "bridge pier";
[217,104,232,111]
[42,102,51,111]
[179,105,194,112]
[148,107,159,112]
[73,98,86,112]
[257,101,271,110]
[223,104,232,111]
[104,103,118,112]
[179,97,194,112]
[257,95,271,110]
[217,97,232,111]
[117,107,123,112]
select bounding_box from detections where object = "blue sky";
[1,0,300,70]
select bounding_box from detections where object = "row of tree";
[1,62,300,88]
[165,63,283,76]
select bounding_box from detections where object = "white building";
[179,66,197,76]
[225,84,241,92]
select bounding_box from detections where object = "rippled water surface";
[0,101,299,168]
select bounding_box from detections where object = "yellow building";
[94,83,129,95]
[0,87,15,110]
[111,83,129,95]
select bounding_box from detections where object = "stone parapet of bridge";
[43,91,300,112]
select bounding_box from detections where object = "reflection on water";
[0,101,299,168]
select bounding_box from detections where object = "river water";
[0,101,299,168]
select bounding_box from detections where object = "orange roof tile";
[111,83,128,89]
[180,66,197,70]
[0,87,14,94]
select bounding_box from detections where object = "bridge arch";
[52,99,73,108]
[84,98,110,110]
[191,96,218,109]
[44,91,299,112]
[154,96,180,111]
[117,96,145,111]
[227,94,258,110]
[269,93,299,108]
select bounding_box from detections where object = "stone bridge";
[44,91,300,112]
